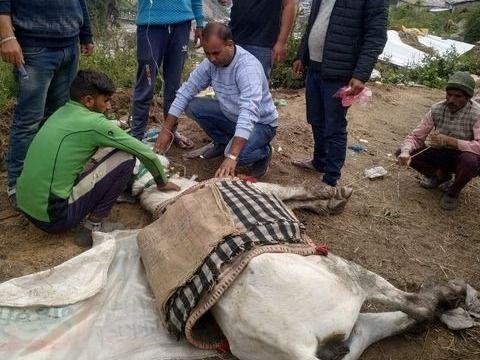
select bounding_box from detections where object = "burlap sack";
[137,184,238,314]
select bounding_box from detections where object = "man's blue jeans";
[6,44,79,191]
[306,67,349,187]
[185,98,277,165]
[238,44,272,79]
[131,22,191,139]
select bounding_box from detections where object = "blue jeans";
[306,68,349,186]
[6,44,79,190]
[186,98,277,165]
[131,22,191,139]
[238,44,272,79]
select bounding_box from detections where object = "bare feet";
[173,131,194,149]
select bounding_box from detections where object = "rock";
[370,69,382,81]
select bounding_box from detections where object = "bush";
[0,62,16,111]
[388,5,469,38]
[464,6,480,43]
[377,49,480,88]
[270,35,305,89]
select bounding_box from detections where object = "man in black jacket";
[292,0,387,187]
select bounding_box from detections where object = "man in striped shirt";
[155,23,278,179]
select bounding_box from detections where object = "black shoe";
[440,192,459,211]
[251,145,272,179]
[200,142,226,159]
[420,174,452,189]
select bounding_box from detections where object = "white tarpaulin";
[379,30,427,67]
[418,34,475,56]
[0,230,216,360]
[379,30,475,67]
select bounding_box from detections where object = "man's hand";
[429,133,456,149]
[397,150,411,167]
[215,157,237,178]
[157,182,181,192]
[194,28,203,48]
[346,78,365,96]
[0,38,23,66]
[292,59,304,78]
[81,43,95,56]
[154,129,174,154]
[272,41,287,64]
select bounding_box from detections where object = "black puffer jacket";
[296,0,388,82]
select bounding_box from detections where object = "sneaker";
[74,220,126,247]
[8,194,18,211]
[199,142,226,159]
[251,145,272,179]
[440,192,459,211]
[420,174,452,189]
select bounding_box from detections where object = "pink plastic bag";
[334,86,372,107]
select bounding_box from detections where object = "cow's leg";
[341,311,417,360]
[253,182,337,201]
[306,255,466,321]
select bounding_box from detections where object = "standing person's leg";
[131,26,167,140]
[320,79,349,187]
[6,47,64,197]
[292,68,326,172]
[163,21,194,149]
[237,44,272,78]
[44,44,80,119]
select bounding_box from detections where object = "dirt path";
[0,83,479,359]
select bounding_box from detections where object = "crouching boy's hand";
[157,182,181,192]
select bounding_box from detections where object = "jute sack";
[137,184,238,316]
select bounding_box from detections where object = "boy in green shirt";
[16,70,178,247]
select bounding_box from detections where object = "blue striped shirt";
[136,0,204,27]
[169,46,278,140]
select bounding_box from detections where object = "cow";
[133,171,475,360]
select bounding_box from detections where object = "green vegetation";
[270,35,305,89]
[377,50,480,88]
[0,62,16,111]
[464,6,480,44]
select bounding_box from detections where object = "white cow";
[134,173,470,360]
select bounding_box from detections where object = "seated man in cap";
[397,71,480,210]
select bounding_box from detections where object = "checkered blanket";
[165,180,307,338]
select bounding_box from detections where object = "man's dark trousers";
[409,147,480,196]
[306,67,348,187]
[131,22,191,139]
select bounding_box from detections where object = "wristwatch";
[225,153,237,161]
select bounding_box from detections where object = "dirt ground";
[0,83,479,359]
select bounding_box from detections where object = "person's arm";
[400,111,435,153]
[95,119,168,186]
[0,5,24,67]
[455,120,480,155]
[215,63,264,177]
[351,0,388,83]
[78,0,94,55]
[272,0,297,64]
[191,0,204,46]
[432,118,480,155]
[154,60,212,152]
